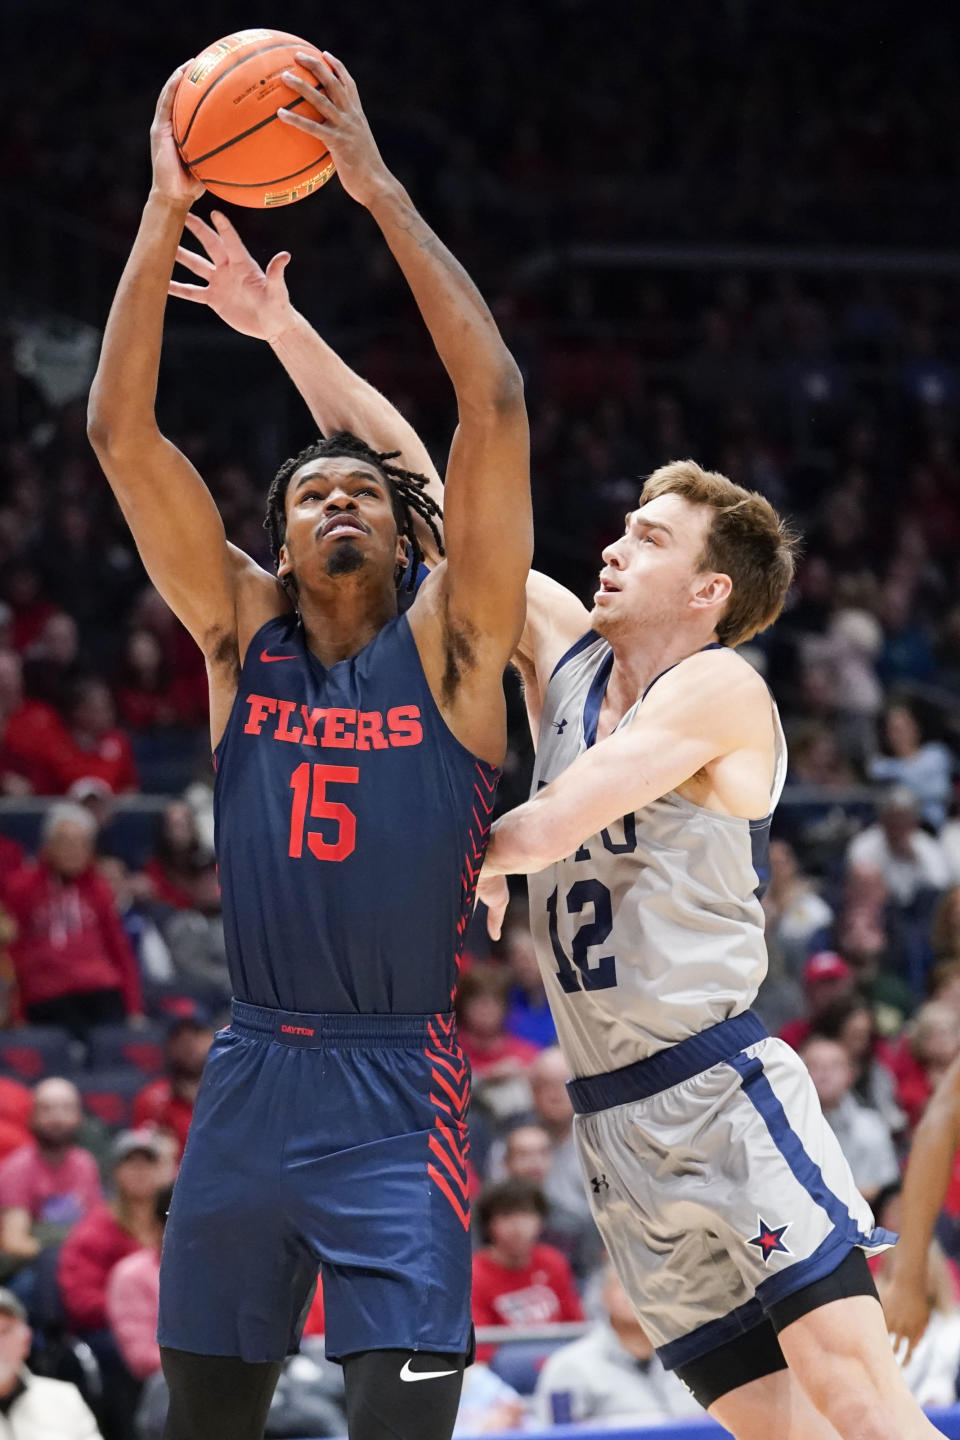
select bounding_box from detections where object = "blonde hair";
[640,460,799,647]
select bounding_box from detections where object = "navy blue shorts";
[158,1001,472,1364]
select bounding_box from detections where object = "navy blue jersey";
[213,610,498,1014]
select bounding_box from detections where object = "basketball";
[172,29,336,208]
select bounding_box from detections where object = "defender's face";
[590,493,716,636]
[279,457,405,589]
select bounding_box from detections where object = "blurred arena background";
[2,0,960,1435]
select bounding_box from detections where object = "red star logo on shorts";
[747,1217,792,1263]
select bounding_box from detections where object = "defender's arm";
[885,1055,960,1360]
[483,652,759,875]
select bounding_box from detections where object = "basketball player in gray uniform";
[478,463,942,1440]
[167,215,936,1440]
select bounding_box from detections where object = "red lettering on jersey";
[322,708,356,748]
[300,706,324,747]
[244,694,278,735]
[274,699,304,744]
[356,711,389,750]
[280,1024,315,1036]
[387,705,423,747]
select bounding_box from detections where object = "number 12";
[546,879,618,993]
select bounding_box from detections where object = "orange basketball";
[172,29,336,208]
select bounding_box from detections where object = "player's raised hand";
[169,211,295,343]
[277,52,392,208]
[475,868,510,942]
[150,64,205,208]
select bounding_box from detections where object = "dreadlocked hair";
[264,431,444,593]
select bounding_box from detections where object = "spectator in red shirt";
[0,1077,31,1165]
[54,679,139,795]
[472,1178,584,1359]
[778,951,858,1052]
[4,803,144,1033]
[0,1078,102,1270]
[457,967,539,1080]
[106,1182,172,1380]
[133,1012,214,1156]
[889,1000,960,1132]
[58,1129,165,1334]
[0,650,73,795]
[114,628,197,732]
[141,800,208,911]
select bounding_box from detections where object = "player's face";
[590,493,720,638]
[279,457,406,591]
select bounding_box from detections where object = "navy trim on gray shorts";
[567,1010,768,1114]
[230,999,450,1049]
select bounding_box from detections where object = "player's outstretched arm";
[87,69,240,696]
[169,209,445,564]
[279,53,531,658]
[483,650,765,875]
[885,1055,960,1361]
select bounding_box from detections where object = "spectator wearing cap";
[3,803,143,1034]
[471,1179,583,1360]
[0,1078,102,1277]
[846,785,950,907]
[778,952,856,1052]
[800,1034,899,1204]
[133,1011,214,1156]
[533,1265,700,1428]
[106,1183,172,1381]
[57,1130,164,1335]
[0,1286,103,1438]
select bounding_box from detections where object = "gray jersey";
[527,634,787,1078]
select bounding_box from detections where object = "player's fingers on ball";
[322,52,352,90]
[156,62,191,119]
[168,280,208,304]
[281,69,335,113]
[277,107,329,138]
[175,245,214,279]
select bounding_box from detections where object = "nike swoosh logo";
[399,1359,457,1383]
[260,649,297,663]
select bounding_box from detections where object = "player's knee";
[800,1358,891,1438]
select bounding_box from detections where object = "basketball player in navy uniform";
[87,56,530,1440]
[179,224,944,1439]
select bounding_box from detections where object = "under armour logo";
[590,1174,609,1194]
[553,718,568,735]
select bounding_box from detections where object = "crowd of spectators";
[1,0,960,1434]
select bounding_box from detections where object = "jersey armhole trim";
[549,629,601,681]
[212,614,294,766]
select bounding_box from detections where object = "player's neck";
[605,627,718,722]
[297,578,399,666]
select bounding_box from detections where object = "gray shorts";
[568,1011,895,1370]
